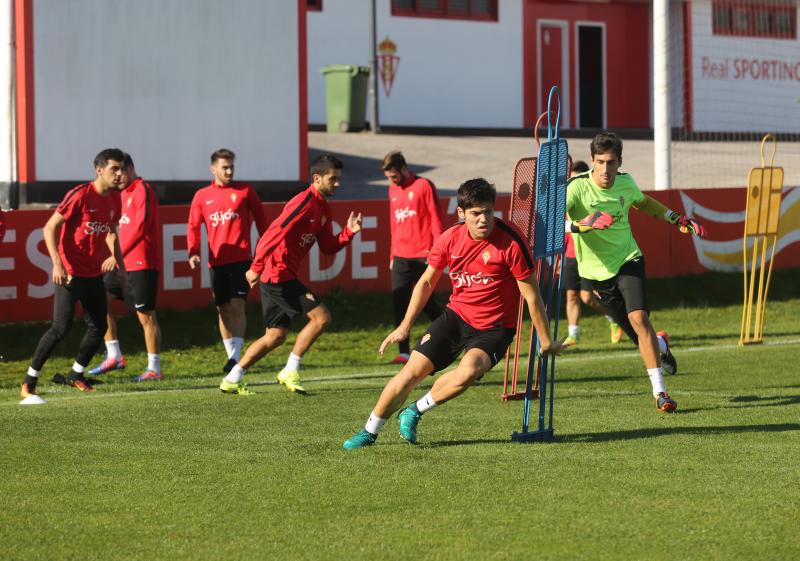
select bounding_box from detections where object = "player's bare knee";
[317,310,332,330]
[580,291,595,306]
[627,310,651,333]
[265,328,288,346]
[137,311,157,327]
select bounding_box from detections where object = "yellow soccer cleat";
[219,378,255,396]
[610,323,624,344]
[277,369,307,394]
[563,334,579,348]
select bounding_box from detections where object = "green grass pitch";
[1,272,799,561]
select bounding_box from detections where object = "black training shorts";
[103,269,159,312]
[260,278,322,328]
[588,256,649,316]
[413,307,516,374]
[210,261,251,306]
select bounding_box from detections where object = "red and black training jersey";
[119,178,160,271]
[0,208,5,243]
[187,182,269,267]
[427,218,534,330]
[251,185,355,283]
[388,174,443,259]
[55,182,122,278]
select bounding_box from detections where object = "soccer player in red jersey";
[219,154,363,395]
[20,149,126,403]
[383,151,444,365]
[0,207,6,243]
[89,153,164,381]
[187,148,269,373]
[343,178,564,448]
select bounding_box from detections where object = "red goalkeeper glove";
[570,211,613,233]
[666,211,707,238]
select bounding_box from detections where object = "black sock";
[24,375,38,389]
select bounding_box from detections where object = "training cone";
[20,395,46,405]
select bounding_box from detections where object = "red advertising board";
[1,188,798,322]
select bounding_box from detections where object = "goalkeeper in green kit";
[565,132,707,413]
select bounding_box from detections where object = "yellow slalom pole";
[758,234,778,341]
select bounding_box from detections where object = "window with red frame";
[712,1,796,39]
[307,0,322,12]
[392,0,497,22]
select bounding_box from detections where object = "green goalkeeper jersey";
[566,171,646,281]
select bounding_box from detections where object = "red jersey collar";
[309,183,326,201]
[397,173,417,189]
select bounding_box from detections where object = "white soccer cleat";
[20,395,46,405]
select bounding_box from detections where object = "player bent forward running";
[343,178,563,449]
[219,154,363,395]
[565,131,707,413]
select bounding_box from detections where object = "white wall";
[308,0,523,128]
[33,0,301,181]
[691,0,800,133]
[0,0,13,186]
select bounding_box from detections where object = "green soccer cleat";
[219,378,255,395]
[563,334,579,347]
[398,405,422,444]
[277,368,307,394]
[343,429,377,449]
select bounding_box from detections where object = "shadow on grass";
[558,422,800,444]
[729,394,800,408]
[427,422,800,447]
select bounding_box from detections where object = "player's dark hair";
[94,148,125,169]
[122,152,135,169]
[572,160,589,174]
[310,154,344,177]
[457,178,496,210]
[382,151,406,172]
[211,148,235,164]
[590,131,623,160]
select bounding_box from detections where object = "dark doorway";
[577,25,604,128]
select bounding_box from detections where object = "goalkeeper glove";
[665,211,707,238]
[568,211,613,233]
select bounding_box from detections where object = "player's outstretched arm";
[517,275,564,356]
[634,195,707,238]
[665,210,707,237]
[565,211,614,234]
[379,265,442,355]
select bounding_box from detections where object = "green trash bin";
[320,64,370,132]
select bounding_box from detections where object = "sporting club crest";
[231,193,238,203]
[378,36,400,97]
[482,250,491,264]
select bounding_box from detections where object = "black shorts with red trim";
[413,307,516,374]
